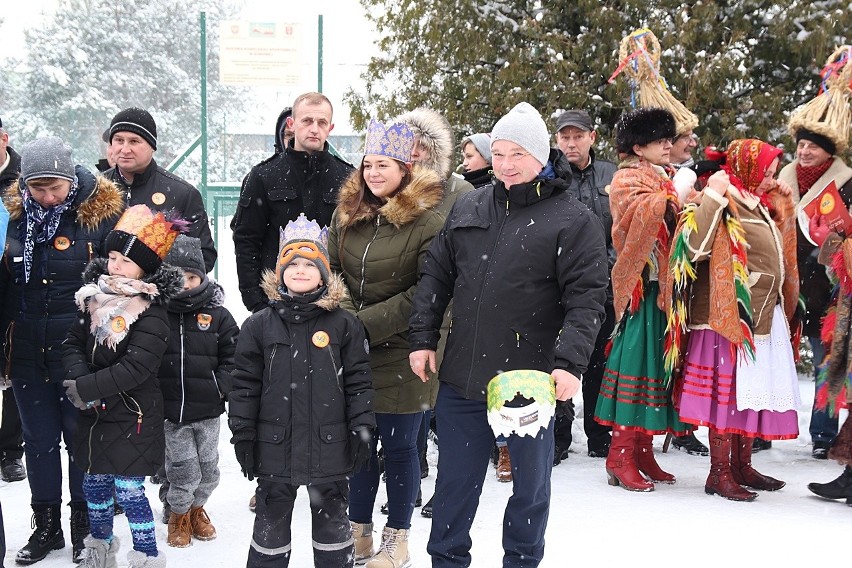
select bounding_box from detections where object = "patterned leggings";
[84,474,158,557]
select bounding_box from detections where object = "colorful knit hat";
[363,119,415,163]
[486,370,556,438]
[105,204,185,274]
[277,213,331,287]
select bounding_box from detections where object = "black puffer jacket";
[0,166,124,382]
[160,278,239,424]
[228,272,375,486]
[63,259,184,476]
[231,142,353,312]
[410,151,608,400]
[0,146,21,192]
[104,160,217,273]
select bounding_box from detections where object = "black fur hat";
[615,108,677,155]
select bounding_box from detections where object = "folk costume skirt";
[595,282,693,436]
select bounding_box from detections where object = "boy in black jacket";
[158,235,239,548]
[228,214,375,568]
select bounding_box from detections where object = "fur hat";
[105,205,184,274]
[461,133,492,163]
[788,45,852,154]
[109,107,158,150]
[395,107,455,178]
[491,102,551,168]
[364,119,415,163]
[615,107,677,155]
[164,235,205,276]
[277,214,331,289]
[20,137,75,183]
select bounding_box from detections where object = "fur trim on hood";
[5,167,125,230]
[395,108,455,179]
[260,269,347,311]
[82,257,185,306]
[335,164,444,230]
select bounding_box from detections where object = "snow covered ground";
[2,217,850,567]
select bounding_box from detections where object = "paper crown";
[788,45,852,154]
[609,28,699,135]
[276,214,331,284]
[486,370,556,438]
[363,119,415,162]
[105,205,184,274]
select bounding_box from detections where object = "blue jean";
[12,378,84,505]
[348,412,421,530]
[428,383,554,567]
[809,337,839,444]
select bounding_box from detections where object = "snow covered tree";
[347,0,852,160]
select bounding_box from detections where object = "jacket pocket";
[319,421,351,475]
[256,421,287,475]
[267,188,298,202]
[257,422,286,444]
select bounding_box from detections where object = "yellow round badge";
[151,192,166,206]
[819,193,836,215]
[312,331,330,348]
[54,236,71,251]
[111,316,126,334]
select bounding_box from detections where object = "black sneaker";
[671,433,709,456]
[752,437,772,452]
[0,457,26,482]
[587,443,610,458]
[812,441,831,460]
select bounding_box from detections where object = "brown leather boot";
[167,511,192,547]
[496,446,512,482]
[635,432,676,484]
[189,506,217,540]
[605,430,653,492]
[705,429,757,501]
[731,435,785,491]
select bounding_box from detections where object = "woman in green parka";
[328,119,444,567]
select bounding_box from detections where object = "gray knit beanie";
[164,235,206,276]
[20,136,75,183]
[491,102,550,167]
[462,133,492,163]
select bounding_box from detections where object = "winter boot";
[704,429,757,501]
[189,506,216,541]
[351,521,374,564]
[166,511,192,548]
[70,500,91,563]
[670,431,709,456]
[366,527,410,568]
[496,446,512,482]
[79,535,120,568]
[808,465,852,501]
[419,445,429,479]
[635,432,676,484]
[420,495,433,518]
[126,550,166,568]
[15,503,65,564]
[730,435,785,490]
[605,430,653,492]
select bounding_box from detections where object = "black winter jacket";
[160,278,239,424]
[0,147,21,192]
[228,272,375,486]
[231,142,353,312]
[104,160,217,273]
[63,259,184,476]
[409,154,608,401]
[0,167,124,382]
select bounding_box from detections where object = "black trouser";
[0,390,24,460]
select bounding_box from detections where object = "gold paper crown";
[113,204,181,261]
[610,28,699,135]
[788,45,852,153]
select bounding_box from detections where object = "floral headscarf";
[724,138,783,194]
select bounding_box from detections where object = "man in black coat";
[103,107,217,273]
[409,102,607,568]
[230,92,353,312]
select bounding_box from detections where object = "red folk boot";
[731,435,785,491]
[635,432,676,484]
[705,429,757,501]
[605,430,654,492]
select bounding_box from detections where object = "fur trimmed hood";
[82,257,185,306]
[395,108,455,178]
[4,166,124,230]
[260,269,347,311]
[335,164,444,230]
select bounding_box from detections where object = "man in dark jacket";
[409,102,607,568]
[103,107,217,273]
[0,117,26,484]
[231,93,353,312]
[552,109,617,461]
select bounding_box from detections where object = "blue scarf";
[21,176,79,283]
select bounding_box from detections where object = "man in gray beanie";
[409,101,608,567]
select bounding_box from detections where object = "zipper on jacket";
[357,217,382,310]
[326,346,342,392]
[179,316,186,423]
[86,407,101,474]
[211,371,223,399]
[87,242,94,262]
[268,345,277,388]
[119,392,144,434]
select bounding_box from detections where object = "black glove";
[234,440,255,480]
[351,428,373,474]
[63,380,89,410]
[690,159,722,178]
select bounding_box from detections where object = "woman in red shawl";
[667,139,799,501]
